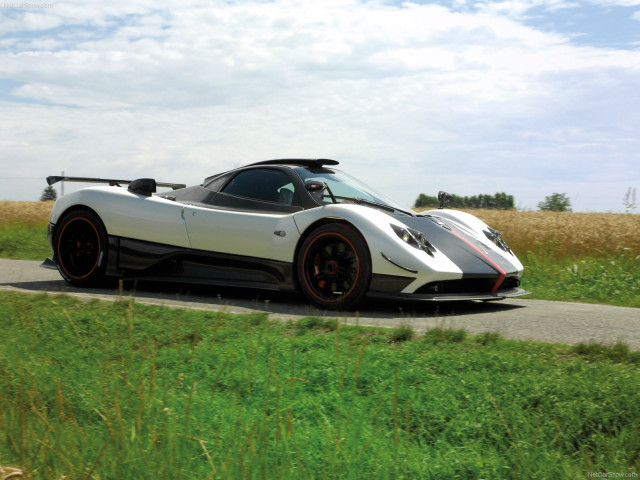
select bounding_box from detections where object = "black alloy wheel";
[296,223,371,310]
[54,209,108,286]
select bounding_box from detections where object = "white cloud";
[0,0,638,211]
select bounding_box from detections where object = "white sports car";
[43,159,526,310]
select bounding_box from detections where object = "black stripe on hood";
[399,215,519,278]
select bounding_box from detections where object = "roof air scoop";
[128,178,157,197]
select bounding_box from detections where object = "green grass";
[521,247,640,308]
[0,223,51,261]
[1,292,639,479]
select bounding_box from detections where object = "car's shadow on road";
[3,277,525,320]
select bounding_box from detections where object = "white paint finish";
[423,208,525,275]
[292,204,466,292]
[183,204,300,262]
[49,186,191,248]
[47,185,523,292]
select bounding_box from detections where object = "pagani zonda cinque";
[43,159,526,310]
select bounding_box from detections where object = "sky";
[1,0,639,212]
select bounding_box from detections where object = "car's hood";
[400,214,521,277]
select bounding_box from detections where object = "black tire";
[296,223,371,310]
[54,209,108,287]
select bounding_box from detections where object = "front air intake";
[416,276,520,295]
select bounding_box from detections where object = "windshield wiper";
[385,203,416,217]
[323,195,415,216]
[350,197,396,213]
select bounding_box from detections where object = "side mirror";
[305,180,337,204]
[128,178,157,197]
[304,180,326,193]
[438,191,452,209]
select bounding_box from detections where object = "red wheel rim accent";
[57,217,102,280]
[302,232,360,304]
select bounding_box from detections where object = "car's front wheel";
[54,209,108,286]
[296,223,371,310]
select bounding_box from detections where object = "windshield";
[295,167,415,216]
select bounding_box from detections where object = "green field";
[1,203,639,478]
[1,293,639,479]
[520,248,640,308]
[0,223,52,262]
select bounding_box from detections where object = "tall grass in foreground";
[1,293,639,479]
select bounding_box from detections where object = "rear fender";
[49,187,191,249]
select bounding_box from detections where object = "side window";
[203,173,230,192]
[222,169,295,204]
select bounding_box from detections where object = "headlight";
[391,224,435,256]
[484,227,512,254]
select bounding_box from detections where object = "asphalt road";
[1,259,638,349]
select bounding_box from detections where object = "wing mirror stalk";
[438,191,452,209]
[305,180,337,204]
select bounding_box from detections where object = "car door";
[182,168,302,263]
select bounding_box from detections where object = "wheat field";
[463,209,639,258]
[0,201,54,225]
[418,208,640,258]
[1,202,638,258]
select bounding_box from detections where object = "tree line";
[414,192,515,210]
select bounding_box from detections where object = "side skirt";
[105,236,297,291]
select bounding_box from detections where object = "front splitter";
[367,288,529,302]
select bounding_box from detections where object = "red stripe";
[448,230,506,293]
[57,216,101,280]
[302,231,360,303]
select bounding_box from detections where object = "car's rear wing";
[46,176,186,190]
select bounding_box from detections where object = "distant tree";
[414,193,440,208]
[40,185,57,201]
[537,193,571,212]
[414,192,514,210]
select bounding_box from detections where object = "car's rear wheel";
[296,223,371,310]
[54,209,108,286]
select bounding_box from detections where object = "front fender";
[292,205,463,285]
